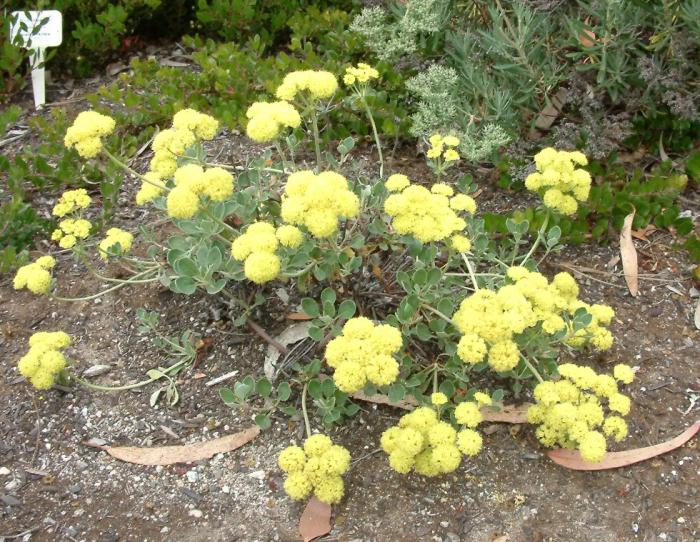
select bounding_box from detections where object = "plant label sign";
[10,10,63,109]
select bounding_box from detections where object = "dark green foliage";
[194,0,356,46]
[1,1,359,97]
[87,8,410,139]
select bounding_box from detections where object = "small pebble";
[248,470,265,480]
[188,509,203,518]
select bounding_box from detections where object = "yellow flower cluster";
[245,101,301,143]
[148,110,218,177]
[278,434,351,504]
[454,268,615,372]
[13,256,55,295]
[427,134,460,161]
[64,111,115,158]
[527,363,635,462]
[343,63,379,86]
[276,70,338,102]
[508,266,615,350]
[280,170,359,238]
[17,331,71,390]
[172,108,219,140]
[135,172,166,205]
[98,228,133,260]
[51,218,92,249]
[164,165,235,219]
[525,148,591,216]
[384,176,475,249]
[325,317,402,393]
[231,222,303,284]
[380,404,484,477]
[52,189,91,217]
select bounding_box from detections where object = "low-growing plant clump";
[13,63,645,506]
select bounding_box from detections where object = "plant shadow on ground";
[1,126,698,541]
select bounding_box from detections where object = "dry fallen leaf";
[263,322,312,381]
[631,225,657,242]
[548,420,699,471]
[579,28,597,47]
[351,391,417,410]
[286,312,313,321]
[534,88,567,131]
[90,426,260,466]
[481,403,532,424]
[620,211,639,296]
[299,497,332,542]
[352,393,530,423]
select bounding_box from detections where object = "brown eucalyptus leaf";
[481,403,532,423]
[351,391,418,410]
[548,420,699,470]
[620,211,639,296]
[299,497,332,542]
[352,392,530,423]
[102,426,260,465]
[286,312,313,320]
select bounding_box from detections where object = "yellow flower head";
[276,70,338,101]
[279,435,350,504]
[202,167,235,201]
[454,401,482,428]
[457,429,482,456]
[324,317,402,393]
[52,189,91,217]
[245,101,301,143]
[385,174,410,192]
[281,170,359,238]
[344,63,379,86]
[443,149,460,162]
[172,109,219,140]
[98,228,133,260]
[136,172,166,205]
[431,392,448,406]
[18,331,71,390]
[13,256,55,295]
[64,111,116,158]
[276,225,304,248]
[613,364,635,384]
[166,186,199,219]
[527,148,591,215]
[384,178,470,245]
[230,221,282,284]
[149,127,196,177]
[243,252,281,285]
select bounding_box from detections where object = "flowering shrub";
[15,63,639,508]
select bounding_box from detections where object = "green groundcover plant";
[1,5,409,272]
[13,63,638,505]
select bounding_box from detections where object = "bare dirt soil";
[1,77,699,542]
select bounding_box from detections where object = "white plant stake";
[10,10,63,109]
